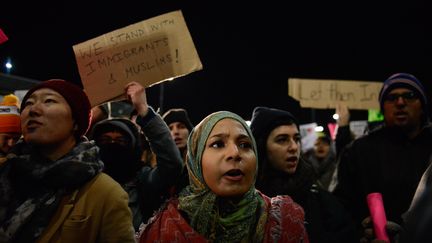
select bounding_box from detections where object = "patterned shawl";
[0,139,103,242]
[178,111,266,242]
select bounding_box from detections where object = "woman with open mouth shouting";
[139,111,309,242]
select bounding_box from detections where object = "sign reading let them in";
[288,78,383,110]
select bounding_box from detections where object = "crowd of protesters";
[0,72,431,243]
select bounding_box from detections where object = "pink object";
[0,28,8,44]
[327,122,337,140]
[367,192,390,242]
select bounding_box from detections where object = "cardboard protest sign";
[73,10,202,106]
[288,78,382,110]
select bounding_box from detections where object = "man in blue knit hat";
[378,73,429,131]
[332,73,432,241]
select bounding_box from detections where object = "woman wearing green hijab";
[139,111,309,242]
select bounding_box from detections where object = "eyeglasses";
[384,91,419,103]
[96,136,129,146]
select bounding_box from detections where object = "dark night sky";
[1,1,431,127]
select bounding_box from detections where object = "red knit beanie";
[21,79,92,138]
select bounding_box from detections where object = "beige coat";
[37,173,136,243]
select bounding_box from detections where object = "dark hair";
[250,106,299,183]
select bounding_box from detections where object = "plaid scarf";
[0,140,103,242]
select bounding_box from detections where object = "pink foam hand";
[367,192,390,242]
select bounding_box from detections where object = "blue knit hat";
[379,73,428,113]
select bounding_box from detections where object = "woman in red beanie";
[0,79,135,242]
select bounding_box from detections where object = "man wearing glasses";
[332,73,432,241]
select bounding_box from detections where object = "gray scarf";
[0,140,103,242]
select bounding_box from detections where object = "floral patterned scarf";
[178,111,266,242]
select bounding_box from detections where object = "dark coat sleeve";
[134,107,183,220]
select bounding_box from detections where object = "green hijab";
[178,111,266,242]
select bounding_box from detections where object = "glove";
[360,216,402,243]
